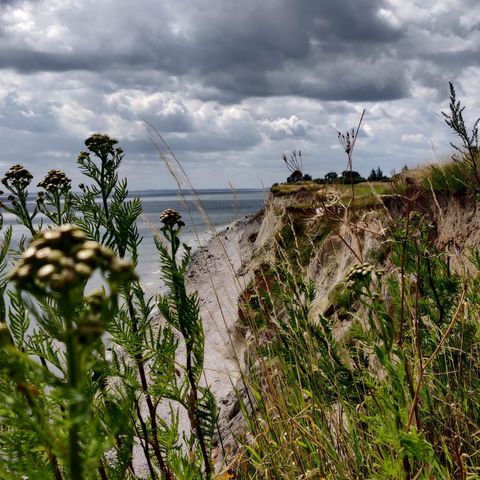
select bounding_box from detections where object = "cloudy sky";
[0,0,478,189]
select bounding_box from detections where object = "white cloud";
[0,0,475,188]
[260,115,310,140]
[401,133,427,144]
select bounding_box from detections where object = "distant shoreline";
[0,188,267,200]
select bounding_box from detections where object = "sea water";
[137,189,266,291]
[2,189,267,293]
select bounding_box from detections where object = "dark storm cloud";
[0,0,477,105]
[0,0,479,189]
[0,0,406,102]
[0,47,151,73]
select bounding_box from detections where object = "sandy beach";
[186,218,251,396]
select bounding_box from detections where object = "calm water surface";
[3,189,267,292]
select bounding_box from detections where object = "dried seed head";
[76,316,104,343]
[37,169,71,194]
[82,240,100,251]
[86,289,106,312]
[99,245,114,259]
[43,230,62,242]
[35,247,52,260]
[58,224,75,234]
[23,247,37,261]
[47,250,64,264]
[71,229,86,242]
[59,257,75,269]
[2,164,33,190]
[75,263,92,278]
[84,133,122,160]
[16,265,32,279]
[160,208,184,228]
[10,224,137,294]
[345,262,376,287]
[111,258,138,282]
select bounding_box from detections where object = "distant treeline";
[285,166,390,185]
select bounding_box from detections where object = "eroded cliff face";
[214,188,480,468]
[239,190,480,323]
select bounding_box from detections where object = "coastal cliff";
[198,178,480,477]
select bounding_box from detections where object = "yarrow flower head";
[83,133,123,159]
[37,170,72,194]
[345,262,376,288]
[10,224,138,293]
[1,164,33,190]
[160,208,185,228]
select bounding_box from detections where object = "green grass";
[271,181,395,208]
[235,192,480,480]
[270,181,323,196]
[422,161,475,193]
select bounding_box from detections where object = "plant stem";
[20,385,64,480]
[167,226,212,478]
[100,156,110,221]
[55,192,62,225]
[398,209,411,345]
[65,308,82,480]
[185,345,212,479]
[134,403,158,480]
[126,288,172,479]
[98,465,108,480]
[18,189,36,236]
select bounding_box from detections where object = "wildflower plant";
[0,134,217,479]
[157,208,216,479]
[73,134,141,260]
[36,169,75,225]
[0,164,38,236]
[7,225,137,480]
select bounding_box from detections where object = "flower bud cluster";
[160,208,185,228]
[83,133,123,159]
[10,224,137,293]
[345,262,375,287]
[37,169,72,193]
[1,165,33,190]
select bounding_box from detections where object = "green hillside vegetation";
[237,169,480,479]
